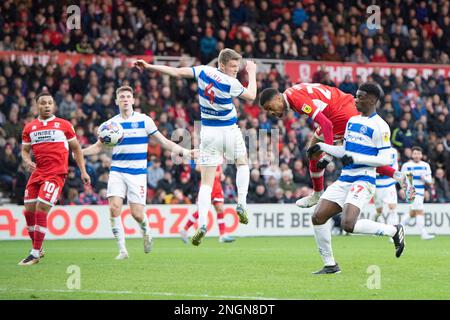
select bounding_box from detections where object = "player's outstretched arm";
[134,60,194,78]
[21,144,36,172]
[151,131,196,159]
[82,140,104,156]
[69,139,91,185]
[314,143,346,158]
[349,148,392,167]
[239,60,257,101]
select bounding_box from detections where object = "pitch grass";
[1,236,449,300]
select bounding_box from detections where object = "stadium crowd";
[0,0,449,205]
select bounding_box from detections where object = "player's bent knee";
[36,202,51,213]
[341,219,355,233]
[311,213,326,225]
[236,158,248,166]
[109,203,122,216]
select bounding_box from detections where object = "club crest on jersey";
[301,104,312,114]
[382,132,390,143]
[32,125,37,130]
[132,122,139,129]
[54,122,60,128]
[360,125,367,134]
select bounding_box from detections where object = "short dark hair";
[412,146,423,153]
[35,91,53,102]
[358,83,381,100]
[259,88,279,107]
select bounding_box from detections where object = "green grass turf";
[1,236,449,300]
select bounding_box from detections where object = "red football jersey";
[283,83,358,123]
[22,116,77,175]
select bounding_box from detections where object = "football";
[97,121,124,147]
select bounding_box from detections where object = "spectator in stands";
[339,75,358,96]
[0,143,18,194]
[392,119,414,150]
[249,184,271,203]
[147,157,165,190]
[434,168,450,203]
[79,185,99,205]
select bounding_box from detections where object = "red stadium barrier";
[285,60,450,83]
[1,204,450,240]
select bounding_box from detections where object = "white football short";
[107,171,147,205]
[199,124,247,166]
[374,185,398,209]
[321,180,375,211]
[410,194,424,211]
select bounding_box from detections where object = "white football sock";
[401,214,413,226]
[387,208,398,225]
[137,214,150,236]
[111,216,127,252]
[353,219,397,237]
[236,165,249,209]
[197,184,212,228]
[31,249,40,258]
[313,224,336,266]
[416,215,427,236]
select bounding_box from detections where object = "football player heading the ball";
[82,85,197,259]
[259,82,415,208]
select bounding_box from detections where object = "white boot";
[296,191,323,208]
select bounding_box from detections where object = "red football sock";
[184,211,199,231]
[33,211,48,250]
[309,159,324,192]
[24,210,35,242]
[217,212,225,236]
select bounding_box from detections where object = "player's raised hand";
[307,144,322,159]
[24,160,36,172]
[189,149,199,160]
[81,172,91,185]
[134,59,150,71]
[399,189,406,200]
[341,155,354,166]
[245,60,257,73]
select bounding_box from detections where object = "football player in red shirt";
[18,92,91,265]
[259,83,415,207]
[180,165,235,243]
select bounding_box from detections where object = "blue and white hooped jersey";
[376,147,399,188]
[401,160,432,197]
[192,65,245,127]
[110,112,157,175]
[339,113,392,185]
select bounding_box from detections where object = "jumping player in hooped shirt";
[259,82,416,208]
[19,92,91,265]
[134,48,257,246]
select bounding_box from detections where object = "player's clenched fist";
[134,59,150,71]
[245,60,257,73]
[81,172,91,185]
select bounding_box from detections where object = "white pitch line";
[0,288,279,300]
